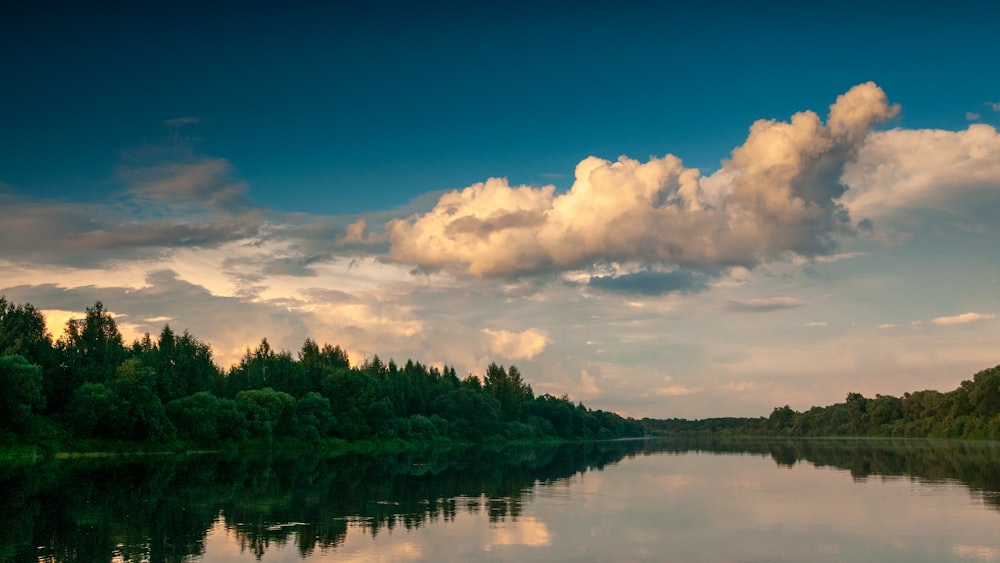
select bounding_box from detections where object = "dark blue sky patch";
[588,270,710,296]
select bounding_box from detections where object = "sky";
[2,2,999,419]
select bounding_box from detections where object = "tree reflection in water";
[6,438,1000,562]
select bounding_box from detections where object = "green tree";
[167,391,246,445]
[484,363,533,421]
[0,355,44,434]
[299,339,349,394]
[430,386,500,439]
[767,405,796,434]
[54,302,128,413]
[111,359,172,441]
[225,338,306,397]
[969,366,1000,417]
[868,394,903,431]
[845,392,870,434]
[236,387,297,439]
[295,391,336,441]
[0,297,53,363]
[526,394,576,437]
[65,382,120,439]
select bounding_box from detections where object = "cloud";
[482,328,550,360]
[587,269,710,295]
[966,112,981,121]
[842,124,1000,222]
[804,321,828,327]
[993,102,1000,112]
[725,297,803,312]
[60,221,258,251]
[952,544,999,561]
[123,158,255,215]
[259,255,329,277]
[721,381,758,392]
[388,82,899,278]
[335,218,387,246]
[0,156,269,267]
[575,370,602,399]
[930,312,996,325]
[651,385,700,397]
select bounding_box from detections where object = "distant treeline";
[0,297,643,449]
[641,364,1000,440]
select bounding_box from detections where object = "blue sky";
[2,2,999,418]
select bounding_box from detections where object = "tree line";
[640,364,1000,440]
[0,297,643,449]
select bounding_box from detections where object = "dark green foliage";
[299,338,349,394]
[167,391,247,445]
[224,338,308,398]
[1,297,643,448]
[969,366,1000,417]
[642,364,1000,440]
[64,360,173,441]
[430,387,501,439]
[110,359,173,441]
[236,387,298,438]
[0,297,53,364]
[295,391,336,441]
[52,302,128,415]
[132,326,220,403]
[3,440,653,561]
[0,355,44,434]
[65,382,120,439]
[484,363,533,421]
[57,301,128,385]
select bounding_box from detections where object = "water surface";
[7,439,1000,562]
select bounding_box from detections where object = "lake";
[7,439,1000,562]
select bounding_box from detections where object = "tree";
[163,329,219,402]
[969,366,1000,417]
[868,394,903,430]
[54,302,128,412]
[0,355,44,434]
[225,338,306,397]
[767,405,796,434]
[484,363,533,421]
[236,387,297,439]
[166,391,246,445]
[0,297,53,363]
[845,392,870,434]
[111,359,173,441]
[295,392,336,441]
[65,382,120,439]
[526,394,576,437]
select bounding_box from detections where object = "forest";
[0,297,643,451]
[4,296,1000,452]
[640,365,1000,440]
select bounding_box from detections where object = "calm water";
[6,439,1000,562]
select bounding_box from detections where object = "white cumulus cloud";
[388,82,899,278]
[842,124,1000,221]
[482,328,550,360]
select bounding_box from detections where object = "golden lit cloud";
[388,83,898,278]
[482,328,550,360]
[931,312,996,326]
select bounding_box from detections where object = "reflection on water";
[4,439,1000,562]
